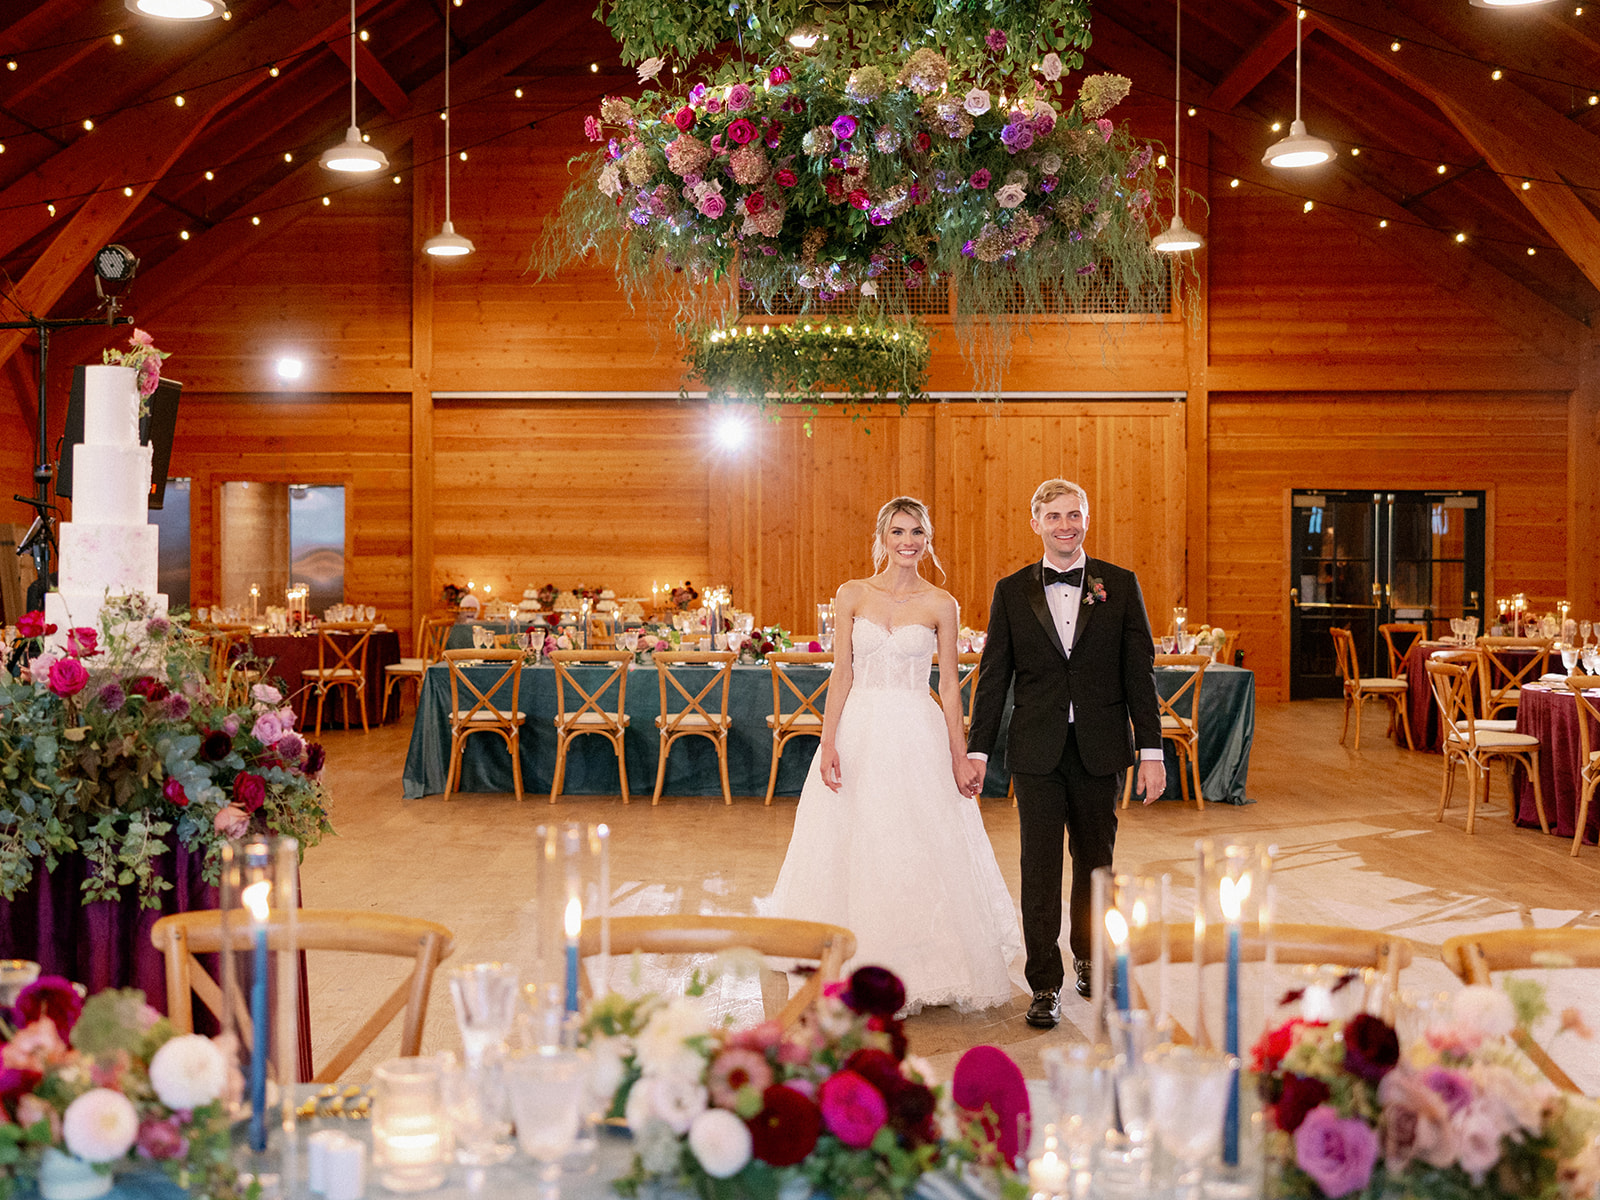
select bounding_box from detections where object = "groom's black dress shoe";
[1073,959,1093,999]
[1025,989,1061,1028]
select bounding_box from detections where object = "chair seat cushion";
[303,667,361,680]
[453,709,525,723]
[559,712,628,728]
[658,713,732,730]
[1474,718,1519,732]
[1358,678,1406,691]
[1160,715,1193,732]
[387,658,425,674]
[768,714,824,730]
[1447,730,1539,750]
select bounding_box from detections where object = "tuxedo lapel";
[1071,558,1100,650]
[1024,563,1069,662]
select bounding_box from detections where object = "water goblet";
[622,631,639,653]
[440,1051,514,1166]
[507,1051,590,1200]
[1039,1043,1115,1172]
[1583,620,1594,646]
[1144,1045,1237,1200]
[451,962,520,1067]
[1160,634,1177,654]
[818,632,833,653]
[1562,643,1581,675]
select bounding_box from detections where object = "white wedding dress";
[763,616,1023,1014]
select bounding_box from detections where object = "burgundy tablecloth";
[251,629,402,729]
[1403,642,1538,753]
[1513,684,1600,847]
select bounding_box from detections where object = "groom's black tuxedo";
[968,557,1161,993]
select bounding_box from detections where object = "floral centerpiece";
[0,597,332,907]
[101,329,170,413]
[534,0,1170,396]
[0,976,243,1200]
[1254,983,1600,1200]
[583,964,1023,1200]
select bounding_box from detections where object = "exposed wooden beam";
[0,0,98,53]
[1208,11,1299,112]
[329,36,411,118]
[1,4,111,108]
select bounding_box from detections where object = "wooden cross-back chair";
[1329,627,1412,751]
[1474,636,1552,722]
[1425,657,1546,836]
[1564,675,1600,858]
[1122,653,1209,809]
[928,652,982,734]
[1440,927,1600,1092]
[1378,622,1426,679]
[150,909,455,1085]
[549,649,632,805]
[765,651,832,806]
[1126,921,1413,1047]
[442,648,527,802]
[577,915,855,1030]
[382,614,452,717]
[301,622,374,735]
[652,651,736,806]
[206,626,259,705]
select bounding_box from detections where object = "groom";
[964,479,1164,1029]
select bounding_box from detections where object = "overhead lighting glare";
[1263,11,1335,170]
[423,1,474,258]
[276,358,304,380]
[320,0,387,173]
[1153,0,1203,253]
[124,0,228,18]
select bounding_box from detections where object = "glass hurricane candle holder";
[1091,868,1168,1037]
[527,823,611,1018]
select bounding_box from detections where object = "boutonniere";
[1084,576,1107,605]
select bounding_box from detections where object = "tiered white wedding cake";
[45,364,167,642]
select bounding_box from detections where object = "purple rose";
[1420,1066,1473,1114]
[969,168,991,189]
[726,83,752,112]
[233,771,267,814]
[136,1116,188,1161]
[251,711,287,746]
[1293,1106,1379,1199]
[699,193,727,218]
[1342,1014,1399,1083]
[162,777,189,807]
[222,713,241,736]
[47,657,88,698]
[726,118,757,145]
[1378,1068,1457,1172]
[831,114,857,141]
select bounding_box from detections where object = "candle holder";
[218,836,299,1182]
[528,823,611,1020]
[1193,840,1274,1191]
[1089,868,1168,1037]
[372,1056,452,1192]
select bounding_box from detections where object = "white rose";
[1452,985,1516,1039]
[689,1108,752,1178]
[149,1034,229,1110]
[859,281,877,297]
[598,163,622,197]
[625,1077,660,1137]
[1040,152,1062,175]
[1042,53,1063,82]
[634,997,710,1078]
[636,57,665,83]
[996,183,1027,209]
[587,1036,628,1108]
[62,1089,139,1163]
[962,89,991,116]
[650,1074,708,1135]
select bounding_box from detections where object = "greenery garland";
[684,320,930,413]
[537,1,1172,396]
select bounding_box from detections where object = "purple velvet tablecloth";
[1404,642,1538,753]
[1514,683,1600,847]
[250,629,402,730]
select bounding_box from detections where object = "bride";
[764,496,1022,1014]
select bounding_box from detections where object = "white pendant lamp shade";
[125,0,228,18]
[423,220,474,257]
[424,2,474,257]
[1266,9,1335,171]
[322,0,387,174]
[1262,119,1335,168]
[320,125,389,172]
[1152,214,1204,254]
[1469,0,1557,7]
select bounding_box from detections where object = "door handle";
[1289,588,1299,608]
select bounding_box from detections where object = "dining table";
[250,627,404,729]
[400,660,1256,806]
[1512,680,1600,848]
[1403,641,1540,753]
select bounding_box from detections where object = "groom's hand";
[1135,760,1166,806]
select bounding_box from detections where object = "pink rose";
[969,168,991,189]
[726,118,757,145]
[768,65,791,86]
[48,657,89,697]
[1453,1100,1509,1183]
[1293,1106,1379,1199]
[674,107,696,132]
[162,777,189,807]
[584,115,602,141]
[700,193,727,218]
[136,1116,188,1161]
[213,804,249,839]
[15,610,48,639]
[726,83,753,112]
[848,188,870,210]
[131,328,155,347]
[705,98,723,115]
[137,358,161,399]
[774,168,798,187]
[1096,117,1114,142]
[251,711,287,746]
[818,1070,887,1148]
[66,627,98,657]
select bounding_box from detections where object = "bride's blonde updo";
[871,496,945,579]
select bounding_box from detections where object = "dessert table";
[1512,681,1600,847]
[400,661,1255,806]
[251,629,403,728]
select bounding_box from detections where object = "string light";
[82,118,94,130]
[1229,178,1240,187]
[174,94,185,106]
[358,28,368,41]
[1491,68,1502,80]
[251,215,261,225]
[321,195,330,205]
[47,203,56,216]
[514,88,523,98]
[284,152,293,162]
[1378,219,1388,227]
[1303,199,1314,212]
[1390,39,1402,51]
[205,169,214,180]
[1437,164,1448,174]
[113,33,124,44]
[123,186,134,196]
[1455,232,1467,243]
[1350,147,1360,156]
[269,65,279,77]
[1528,247,1537,255]
[179,229,190,240]
[392,174,402,184]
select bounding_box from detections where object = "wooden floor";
[302,697,1600,1089]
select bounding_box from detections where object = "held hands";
[1134,759,1166,806]
[819,744,843,792]
[955,755,986,799]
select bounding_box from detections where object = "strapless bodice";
[850,616,935,692]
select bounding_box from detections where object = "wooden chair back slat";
[151,909,455,1085]
[767,651,832,733]
[1379,622,1425,677]
[441,649,527,801]
[550,650,633,804]
[1565,674,1600,857]
[1474,636,1552,720]
[655,651,736,724]
[1152,653,1208,736]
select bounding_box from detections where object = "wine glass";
[1039,1043,1115,1171]
[446,964,521,1165]
[622,630,639,653]
[1160,634,1177,654]
[818,632,833,653]
[451,963,520,1067]
[1144,1045,1237,1200]
[440,1051,514,1166]
[1584,644,1600,675]
[1103,1010,1173,1177]
[507,1051,590,1200]
[1562,643,1581,675]
[1584,620,1594,646]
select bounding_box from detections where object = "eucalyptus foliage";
[685,320,930,413]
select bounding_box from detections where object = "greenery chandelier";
[534,0,1172,396]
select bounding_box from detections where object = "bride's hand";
[819,745,842,792]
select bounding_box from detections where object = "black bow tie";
[1042,565,1084,588]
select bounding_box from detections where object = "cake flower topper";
[102,328,171,403]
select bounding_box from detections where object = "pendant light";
[1469,0,1558,7]
[1152,0,1203,253]
[320,0,388,173]
[423,0,474,257]
[1262,8,1335,169]
[124,0,228,18]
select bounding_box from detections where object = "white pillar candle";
[322,1132,367,1200]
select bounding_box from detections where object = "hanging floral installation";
[532,0,1171,396]
[684,319,930,415]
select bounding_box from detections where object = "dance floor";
[303,699,1600,1089]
